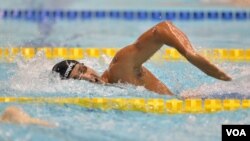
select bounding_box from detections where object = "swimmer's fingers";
[199,62,232,81]
[185,52,232,81]
[216,70,232,81]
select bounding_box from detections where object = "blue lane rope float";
[0,10,249,21]
[0,97,249,114]
[0,47,250,62]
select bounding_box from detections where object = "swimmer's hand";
[186,52,232,81]
[0,106,55,128]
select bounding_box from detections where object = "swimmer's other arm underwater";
[0,106,54,127]
[52,21,232,96]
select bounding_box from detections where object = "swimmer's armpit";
[0,106,55,127]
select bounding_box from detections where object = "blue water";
[1,0,250,141]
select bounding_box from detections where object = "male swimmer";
[52,21,232,96]
[0,22,232,125]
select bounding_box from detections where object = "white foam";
[5,51,250,98]
[7,51,156,97]
[181,63,250,99]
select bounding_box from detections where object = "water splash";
[2,51,249,99]
[5,52,160,98]
[181,63,250,99]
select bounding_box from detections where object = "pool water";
[0,0,250,141]
[1,20,250,48]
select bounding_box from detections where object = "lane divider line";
[0,10,249,21]
[0,97,249,114]
[0,47,250,62]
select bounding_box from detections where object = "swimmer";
[52,21,232,96]
[0,106,53,127]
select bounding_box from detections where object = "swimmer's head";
[52,60,79,79]
[52,60,104,84]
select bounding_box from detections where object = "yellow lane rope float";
[0,47,250,62]
[0,97,250,114]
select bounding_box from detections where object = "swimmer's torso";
[101,45,172,95]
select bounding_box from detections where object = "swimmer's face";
[69,63,104,84]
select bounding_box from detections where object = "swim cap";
[52,60,79,79]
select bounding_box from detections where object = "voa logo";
[226,129,246,136]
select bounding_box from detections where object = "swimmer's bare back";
[101,21,232,95]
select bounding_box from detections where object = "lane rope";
[0,9,249,21]
[0,47,250,62]
[0,97,249,114]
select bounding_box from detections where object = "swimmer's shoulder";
[112,44,138,65]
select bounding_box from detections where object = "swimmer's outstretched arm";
[131,21,231,81]
[0,106,54,127]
